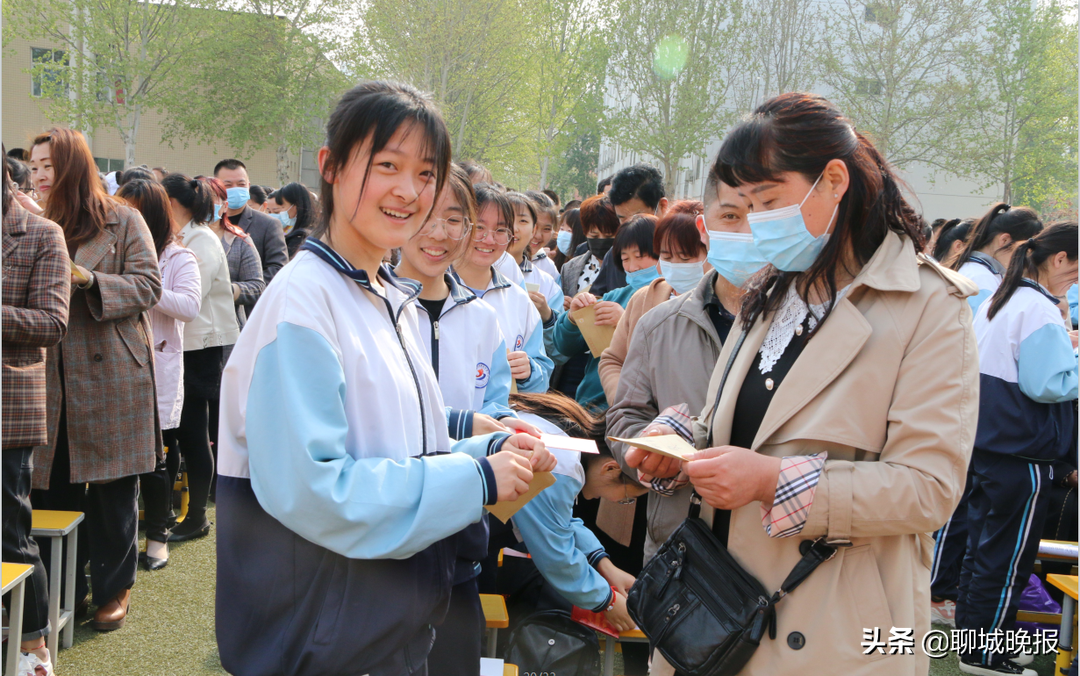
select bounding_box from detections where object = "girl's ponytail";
[985,222,1079,321]
[986,239,1036,321]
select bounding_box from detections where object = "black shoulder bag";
[626,328,843,676]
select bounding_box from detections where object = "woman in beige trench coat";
[627,94,979,676]
[28,128,162,632]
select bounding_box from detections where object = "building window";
[31,48,68,98]
[855,78,884,96]
[864,3,894,25]
[94,158,125,173]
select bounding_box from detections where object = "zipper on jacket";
[430,319,440,380]
[394,320,428,456]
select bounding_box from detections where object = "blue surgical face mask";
[707,230,769,287]
[274,210,296,229]
[660,259,706,294]
[556,230,573,255]
[625,264,660,290]
[226,186,251,210]
[747,172,838,272]
[210,203,222,222]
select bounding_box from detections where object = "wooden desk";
[31,510,84,661]
[2,563,34,676]
[480,593,509,658]
[1047,574,1078,676]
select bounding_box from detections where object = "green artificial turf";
[50,512,1065,676]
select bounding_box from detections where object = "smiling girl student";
[524,190,560,279]
[498,191,564,330]
[453,184,554,393]
[215,82,554,676]
[395,164,543,674]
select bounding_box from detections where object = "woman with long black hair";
[625,93,979,675]
[268,181,314,258]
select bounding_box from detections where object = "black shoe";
[167,516,211,542]
[138,551,169,571]
[958,657,1037,676]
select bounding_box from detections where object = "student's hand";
[623,423,682,479]
[503,433,557,472]
[528,290,552,322]
[472,413,510,437]
[684,446,782,511]
[15,191,43,215]
[563,296,572,311]
[507,350,532,380]
[568,292,597,316]
[487,451,534,502]
[500,417,542,438]
[593,300,623,327]
[597,558,636,597]
[604,592,636,633]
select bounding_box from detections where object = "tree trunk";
[276,144,292,186]
[124,103,142,168]
[539,154,551,189]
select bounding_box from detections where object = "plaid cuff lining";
[761,453,827,538]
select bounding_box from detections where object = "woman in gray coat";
[28,128,162,632]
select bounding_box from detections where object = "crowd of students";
[1,81,1076,676]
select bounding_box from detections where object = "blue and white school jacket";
[407,270,515,439]
[973,279,1077,462]
[216,239,507,676]
[457,264,554,392]
[959,252,1005,313]
[521,255,565,319]
[509,412,615,613]
[533,250,559,280]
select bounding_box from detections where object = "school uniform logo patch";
[476,362,490,389]
[514,335,524,351]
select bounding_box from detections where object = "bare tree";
[731,0,823,114]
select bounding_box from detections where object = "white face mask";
[746,172,838,272]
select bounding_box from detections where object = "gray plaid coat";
[2,205,70,449]
[32,204,163,488]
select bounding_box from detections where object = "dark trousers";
[174,390,215,523]
[31,408,139,607]
[956,450,1053,667]
[2,447,51,640]
[428,577,484,676]
[930,470,973,601]
[140,428,179,543]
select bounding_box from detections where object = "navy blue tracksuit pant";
[931,470,973,601]
[956,450,1053,667]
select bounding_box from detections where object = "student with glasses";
[453,184,554,393]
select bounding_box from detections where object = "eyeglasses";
[420,216,471,241]
[473,224,514,246]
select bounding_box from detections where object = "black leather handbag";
[625,329,842,676]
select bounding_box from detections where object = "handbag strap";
[687,327,748,520]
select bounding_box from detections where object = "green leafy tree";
[164,0,351,185]
[526,0,609,189]
[821,0,981,171]
[605,0,738,195]
[731,0,823,114]
[355,0,536,181]
[546,130,600,200]
[959,0,1077,211]
[5,0,211,167]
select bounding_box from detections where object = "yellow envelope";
[70,261,89,284]
[572,304,615,356]
[485,471,556,523]
[606,434,698,461]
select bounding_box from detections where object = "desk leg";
[486,628,497,658]
[603,637,615,676]
[46,536,61,660]
[62,530,77,649]
[8,581,25,676]
[1057,596,1075,676]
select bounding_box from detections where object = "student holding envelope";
[215,82,554,676]
[550,215,659,412]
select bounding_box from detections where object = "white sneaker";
[17,650,54,676]
[930,598,957,627]
[1008,652,1034,666]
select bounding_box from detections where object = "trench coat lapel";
[750,298,872,449]
[705,312,771,447]
[73,223,118,272]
